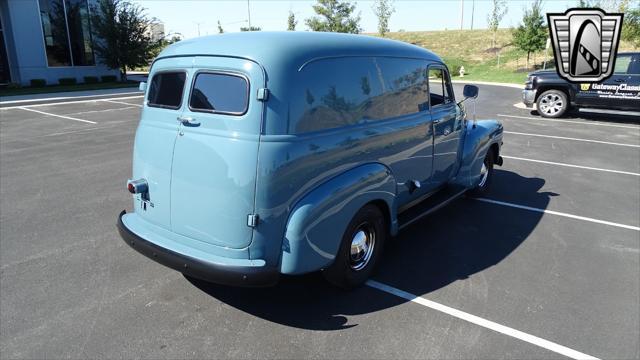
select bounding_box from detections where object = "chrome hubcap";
[539,93,564,115]
[350,224,376,271]
[478,162,489,187]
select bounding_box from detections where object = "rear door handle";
[177,116,200,126]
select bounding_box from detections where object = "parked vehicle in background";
[117,32,504,289]
[523,52,640,118]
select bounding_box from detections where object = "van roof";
[156,31,443,71]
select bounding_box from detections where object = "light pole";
[470,0,475,30]
[460,0,464,30]
[247,0,252,29]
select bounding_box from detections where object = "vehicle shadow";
[187,169,552,330]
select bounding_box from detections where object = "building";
[147,21,165,43]
[0,0,118,86]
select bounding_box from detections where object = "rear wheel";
[468,149,495,197]
[536,89,569,118]
[323,204,386,289]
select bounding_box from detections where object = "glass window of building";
[38,0,95,67]
[64,0,95,66]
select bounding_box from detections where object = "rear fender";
[452,120,503,188]
[281,163,397,275]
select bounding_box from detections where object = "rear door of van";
[133,57,192,229]
[170,57,264,249]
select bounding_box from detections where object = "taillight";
[127,179,148,194]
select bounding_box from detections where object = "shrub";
[30,79,47,87]
[83,76,99,84]
[58,77,77,85]
[101,75,118,83]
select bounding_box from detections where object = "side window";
[627,55,640,75]
[428,68,453,107]
[147,72,186,109]
[290,57,429,134]
[613,54,633,74]
[189,73,249,115]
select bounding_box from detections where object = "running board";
[398,185,468,230]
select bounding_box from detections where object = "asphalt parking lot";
[1,84,638,359]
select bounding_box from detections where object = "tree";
[91,0,156,81]
[149,33,181,59]
[240,26,262,31]
[512,0,547,69]
[372,0,394,37]
[622,5,640,47]
[288,10,297,30]
[217,20,224,34]
[305,0,362,34]
[487,0,507,49]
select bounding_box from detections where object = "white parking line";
[366,280,600,360]
[475,198,640,231]
[504,131,640,148]
[502,155,640,176]
[103,99,142,107]
[0,91,142,106]
[498,114,640,130]
[0,95,144,110]
[16,107,97,124]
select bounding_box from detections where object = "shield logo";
[547,8,623,82]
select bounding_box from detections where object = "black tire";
[536,89,569,118]
[322,204,386,289]
[467,149,495,197]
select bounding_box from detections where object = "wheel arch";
[280,162,398,275]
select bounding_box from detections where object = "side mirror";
[138,82,147,92]
[463,84,479,99]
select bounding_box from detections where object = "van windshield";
[147,72,186,109]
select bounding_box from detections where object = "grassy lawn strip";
[0,81,139,97]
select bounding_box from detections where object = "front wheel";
[536,89,569,118]
[468,149,495,197]
[323,204,386,289]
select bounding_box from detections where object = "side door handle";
[433,119,442,124]
[614,78,625,83]
[177,116,200,126]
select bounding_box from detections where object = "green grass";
[370,28,640,84]
[0,81,138,97]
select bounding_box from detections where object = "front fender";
[281,163,397,275]
[453,119,503,188]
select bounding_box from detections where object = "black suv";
[523,52,640,118]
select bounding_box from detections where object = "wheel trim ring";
[349,223,376,271]
[540,94,563,114]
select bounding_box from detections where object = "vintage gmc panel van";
[117,32,504,288]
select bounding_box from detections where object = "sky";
[132,0,578,39]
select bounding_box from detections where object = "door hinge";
[247,214,260,227]
[257,88,269,101]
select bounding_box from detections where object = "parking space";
[0,85,638,359]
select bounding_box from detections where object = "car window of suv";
[614,54,633,74]
[627,55,640,75]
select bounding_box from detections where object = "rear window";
[147,72,186,109]
[189,73,249,115]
